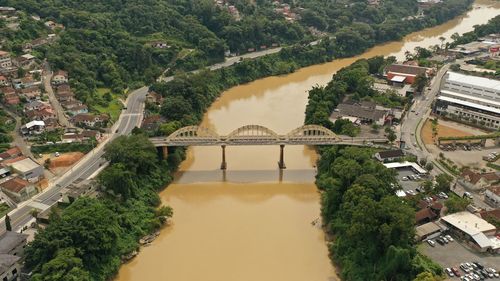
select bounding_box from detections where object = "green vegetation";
[91,88,124,122]
[450,15,500,47]
[31,142,95,155]
[444,194,470,214]
[438,132,500,141]
[304,56,402,134]
[0,203,11,218]
[486,162,500,171]
[25,134,180,280]
[0,109,15,152]
[316,146,442,280]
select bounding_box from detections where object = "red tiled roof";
[480,209,500,221]
[487,185,500,196]
[0,87,15,95]
[386,64,428,76]
[415,208,437,223]
[1,156,27,165]
[461,169,500,184]
[0,147,21,159]
[0,177,29,193]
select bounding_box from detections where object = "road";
[0,86,149,234]
[0,105,34,159]
[400,64,450,169]
[42,64,72,128]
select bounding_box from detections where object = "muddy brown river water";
[117,2,500,280]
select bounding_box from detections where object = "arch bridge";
[150,125,388,169]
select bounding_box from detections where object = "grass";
[93,88,124,123]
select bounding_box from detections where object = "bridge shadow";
[173,169,316,184]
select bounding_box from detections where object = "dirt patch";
[49,152,84,168]
[421,119,473,145]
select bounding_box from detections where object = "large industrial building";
[434,72,500,130]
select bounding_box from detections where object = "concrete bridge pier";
[278,144,286,170]
[220,145,227,170]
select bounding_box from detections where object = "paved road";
[0,105,34,159]
[0,86,148,233]
[42,64,72,128]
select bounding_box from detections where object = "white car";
[445,268,455,277]
[445,235,454,242]
[427,240,436,247]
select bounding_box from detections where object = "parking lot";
[395,168,424,193]
[420,237,499,280]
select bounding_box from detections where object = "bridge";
[150,125,389,169]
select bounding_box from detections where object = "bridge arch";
[287,125,339,143]
[226,125,280,143]
[167,126,220,142]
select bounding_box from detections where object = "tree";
[412,73,429,94]
[31,248,91,281]
[435,173,452,193]
[414,271,444,281]
[425,162,434,171]
[371,123,381,133]
[17,67,26,78]
[445,196,470,214]
[5,214,11,231]
[419,158,427,166]
[386,127,397,143]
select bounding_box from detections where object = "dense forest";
[1,0,473,106]
[24,134,181,280]
[316,146,442,280]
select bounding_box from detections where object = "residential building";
[56,91,74,102]
[150,41,170,49]
[374,149,405,162]
[416,208,438,225]
[51,70,68,85]
[23,100,49,112]
[12,77,39,89]
[0,147,21,161]
[415,222,442,241]
[17,54,35,67]
[0,177,36,202]
[25,108,56,121]
[61,100,82,110]
[67,105,88,116]
[440,211,497,252]
[3,94,19,106]
[383,161,428,174]
[484,185,500,208]
[17,86,41,100]
[71,114,108,128]
[0,231,28,256]
[8,158,44,182]
[330,101,388,125]
[0,75,8,86]
[459,169,500,191]
[434,72,500,129]
[20,120,45,135]
[384,64,432,85]
[0,51,12,69]
[0,254,20,281]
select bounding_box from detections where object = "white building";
[0,254,20,281]
[434,72,500,129]
[484,186,500,208]
[0,51,12,69]
[441,211,497,252]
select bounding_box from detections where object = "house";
[17,86,41,100]
[71,114,108,128]
[12,77,39,89]
[60,100,82,110]
[384,64,432,85]
[8,158,44,182]
[3,93,19,105]
[150,41,170,49]
[0,51,12,69]
[0,147,21,161]
[440,211,497,252]
[44,20,63,30]
[416,208,438,225]
[20,120,45,135]
[24,100,49,112]
[484,185,500,208]
[67,104,88,116]
[81,130,101,140]
[145,91,164,105]
[415,222,442,241]
[374,149,405,162]
[0,75,8,86]
[330,101,389,126]
[0,254,20,281]
[0,177,37,202]
[25,108,56,121]
[0,231,28,256]
[55,91,74,102]
[0,87,14,96]
[17,54,35,67]
[460,169,500,191]
[141,115,164,132]
[51,70,68,85]
[56,84,70,93]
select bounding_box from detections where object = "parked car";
[436,238,445,245]
[452,267,461,277]
[461,263,471,273]
[441,236,449,243]
[473,262,484,270]
[445,234,454,242]
[427,240,436,247]
[446,268,455,277]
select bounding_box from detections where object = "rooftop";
[0,254,20,275]
[440,89,500,107]
[376,149,405,159]
[0,177,29,193]
[441,211,496,236]
[446,72,500,91]
[386,64,429,76]
[331,103,387,121]
[0,231,28,254]
[486,185,500,196]
[9,158,41,173]
[437,96,500,115]
[24,120,45,129]
[383,161,427,174]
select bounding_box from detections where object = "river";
[116,1,500,280]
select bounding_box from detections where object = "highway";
[0,86,149,234]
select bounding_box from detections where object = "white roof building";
[24,120,45,129]
[383,161,427,174]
